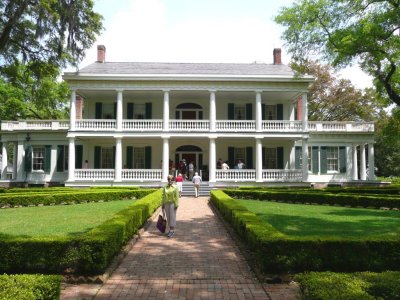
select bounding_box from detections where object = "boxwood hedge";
[0,189,162,275]
[210,190,400,273]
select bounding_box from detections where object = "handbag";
[156,209,167,233]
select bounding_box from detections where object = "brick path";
[61,197,299,300]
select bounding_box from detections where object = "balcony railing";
[215,169,303,182]
[75,169,115,180]
[122,169,162,180]
[1,120,374,133]
[262,169,302,181]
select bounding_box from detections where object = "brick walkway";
[61,197,299,300]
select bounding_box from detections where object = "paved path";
[61,197,299,300]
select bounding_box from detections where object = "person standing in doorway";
[188,161,194,180]
[192,172,202,198]
[162,175,179,238]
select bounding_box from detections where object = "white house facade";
[0,46,375,187]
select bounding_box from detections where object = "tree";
[375,107,400,176]
[0,63,69,120]
[275,0,400,106]
[0,0,103,78]
[292,60,386,121]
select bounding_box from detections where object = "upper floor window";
[102,147,114,168]
[265,105,277,120]
[175,103,203,120]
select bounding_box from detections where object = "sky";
[74,0,372,89]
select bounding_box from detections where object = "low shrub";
[295,271,400,300]
[0,189,155,207]
[0,189,162,275]
[210,190,400,273]
[0,274,61,300]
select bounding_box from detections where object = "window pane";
[234,106,245,120]
[265,105,277,120]
[134,104,145,119]
[103,103,114,119]
[33,146,45,171]
[264,148,277,169]
[134,148,145,168]
[102,147,113,168]
[327,147,338,171]
[234,148,245,167]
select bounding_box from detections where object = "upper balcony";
[1,119,374,133]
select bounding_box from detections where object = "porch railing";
[75,119,116,130]
[262,120,303,132]
[1,120,69,131]
[123,120,163,131]
[308,121,374,132]
[216,170,256,181]
[262,169,302,181]
[169,120,209,131]
[75,169,115,180]
[216,120,255,131]
[122,169,162,180]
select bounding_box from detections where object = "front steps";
[180,181,215,197]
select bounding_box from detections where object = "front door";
[181,111,197,120]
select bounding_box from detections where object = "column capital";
[116,88,124,93]
[209,89,217,93]
[208,135,218,140]
[162,89,170,93]
[254,89,263,94]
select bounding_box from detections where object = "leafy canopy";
[275,0,400,106]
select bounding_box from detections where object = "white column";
[16,141,25,181]
[368,143,375,180]
[209,138,216,183]
[352,144,358,180]
[70,89,76,130]
[13,142,17,180]
[302,93,308,131]
[115,137,122,182]
[209,90,216,132]
[1,142,8,179]
[255,91,262,132]
[302,139,309,182]
[256,138,263,182]
[116,90,123,131]
[163,90,170,131]
[162,137,169,182]
[68,138,75,182]
[290,102,295,121]
[360,143,366,180]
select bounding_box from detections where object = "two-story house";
[0,46,375,187]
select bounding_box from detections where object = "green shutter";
[339,146,347,173]
[295,146,301,169]
[44,145,51,172]
[95,102,102,119]
[228,147,235,168]
[198,153,203,170]
[175,153,179,168]
[312,146,319,174]
[75,145,83,169]
[127,103,134,119]
[245,103,253,120]
[126,146,133,168]
[145,103,152,119]
[228,103,234,120]
[113,102,117,119]
[94,146,101,169]
[277,147,284,169]
[145,146,152,169]
[24,145,32,172]
[277,104,283,120]
[262,104,266,120]
[112,146,116,168]
[246,147,253,169]
[320,146,327,174]
[57,145,64,172]
[262,147,266,168]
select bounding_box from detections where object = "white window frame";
[327,146,339,173]
[265,105,277,120]
[32,146,45,171]
[134,147,145,169]
[101,147,114,169]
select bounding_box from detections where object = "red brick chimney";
[97,45,106,63]
[273,48,282,65]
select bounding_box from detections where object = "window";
[327,147,339,171]
[103,103,114,119]
[264,148,277,169]
[33,146,45,171]
[265,105,277,120]
[102,147,114,168]
[134,147,145,168]
[134,104,145,119]
[234,105,245,120]
[234,148,246,165]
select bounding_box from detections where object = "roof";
[77,61,297,77]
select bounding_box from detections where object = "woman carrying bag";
[161,175,179,238]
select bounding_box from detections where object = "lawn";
[0,199,135,237]
[236,199,400,239]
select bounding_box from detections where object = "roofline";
[62,73,315,82]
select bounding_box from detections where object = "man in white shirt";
[192,172,202,198]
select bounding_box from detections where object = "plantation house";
[0,46,375,187]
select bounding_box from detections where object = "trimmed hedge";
[210,190,400,273]
[295,271,400,300]
[0,274,61,300]
[225,189,400,209]
[0,189,162,275]
[0,189,155,207]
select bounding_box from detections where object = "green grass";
[0,199,135,237]
[236,199,400,239]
